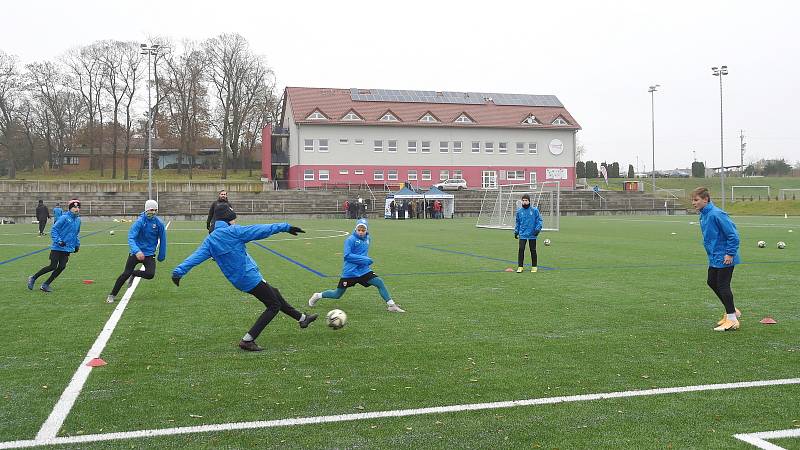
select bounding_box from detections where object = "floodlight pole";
[712,66,728,209]
[141,43,160,200]
[648,85,659,193]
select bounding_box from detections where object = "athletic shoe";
[387,304,406,313]
[127,275,135,288]
[106,294,115,304]
[27,276,35,290]
[40,283,52,293]
[238,340,263,352]
[516,267,524,273]
[531,267,538,273]
[308,292,322,307]
[299,313,318,329]
[713,319,740,332]
[717,308,742,326]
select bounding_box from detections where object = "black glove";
[288,226,305,236]
[58,241,65,247]
[172,276,181,287]
[74,246,79,253]
[514,232,518,239]
[534,230,540,237]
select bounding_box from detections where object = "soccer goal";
[476,181,560,231]
[730,185,770,202]
[779,189,800,200]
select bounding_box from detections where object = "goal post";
[730,185,770,202]
[779,189,800,200]
[476,181,560,231]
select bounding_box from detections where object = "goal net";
[476,181,560,231]
[779,189,800,201]
[730,185,770,202]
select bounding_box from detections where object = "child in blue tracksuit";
[28,199,82,292]
[514,194,543,273]
[692,186,742,331]
[106,200,168,303]
[308,219,405,312]
[171,204,317,351]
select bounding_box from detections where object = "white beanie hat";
[145,199,159,211]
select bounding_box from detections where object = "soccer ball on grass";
[326,309,347,329]
[543,238,551,246]
[777,241,786,249]
[757,240,766,248]
[109,230,115,236]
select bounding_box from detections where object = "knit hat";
[145,199,159,211]
[214,203,237,224]
[67,199,81,209]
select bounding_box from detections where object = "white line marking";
[1,377,796,449]
[32,221,171,442]
[734,428,800,450]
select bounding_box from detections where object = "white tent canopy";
[423,186,455,218]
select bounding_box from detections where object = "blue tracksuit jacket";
[699,202,741,268]
[50,211,81,252]
[515,206,543,239]
[128,212,167,261]
[341,219,373,278]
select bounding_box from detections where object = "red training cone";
[87,358,107,367]
[759,317,777,324]
[82,280,94,284]
[504,268,515,272]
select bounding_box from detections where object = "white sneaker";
[106,294,115,304]
[308,292,322,307]
[387,304,405,313]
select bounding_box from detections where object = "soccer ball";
[757,240,766,248]
[543,239,551,246]
[777,241,786,249]
[326,309,347,329]
[109,230,115,235]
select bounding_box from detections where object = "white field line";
[32,221,171,442]
[0,377,796,449]
[734,429,800,450]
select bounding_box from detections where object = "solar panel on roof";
[349,88,560,107]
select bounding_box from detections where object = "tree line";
[0,33,280,179]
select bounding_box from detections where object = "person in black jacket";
[35,200,50,236]
[206,190,231,233]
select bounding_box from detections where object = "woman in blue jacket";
[27,199,82,293]
[106,200,168,303]
[514,194,543,273]
[692,186,741,331]
[172,204,316,352]
[307,219,405,312]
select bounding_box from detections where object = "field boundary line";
[734,428,800,450]
[33,221,171,441]
[0,228,113,266]
[1,376,797,449]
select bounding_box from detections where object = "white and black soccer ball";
[757,240,766,248]
[543,238,551,246]
[777,241,786,249]
[326,309,347,329]
[109,230,115,236]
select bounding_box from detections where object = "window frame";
[422,170,432,181]
[374,140,383,152]
[471,141,480,153]
[407,140,417,153]
[303,169,314,181]
[304,139,314,152]
[373,170,385,181]
[318,139,329,152]
[439,141,449,153]
[421,141,431,153]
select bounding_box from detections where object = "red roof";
[284,87,581,130]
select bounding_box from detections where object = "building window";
[306,110,327,120]
[380,112,399,122]
[408,170,418,181]
[453,141,462,153]
[516,142,525,154]
[339,138,349,145]
[507,170,525,181]
[388,140,397,152]
[528,142,538,154]
[419,112,439,123]
[522,114,538,125]
[453,170,462,179]
[374,140,383,152]
[319,170,330,181]
[63,156,80,165]
[484,142,494,153]
[355,139,364,145]
[407,140,417,153]
[439,141,449,153]
[304,169,314,181]
[552,116,569,125]
[499,142,508,154]
[421,141,431,153]
[339,169,349,175]
[471,141,480,153]
[440,170,449,181]
[388,169,398,181]
[354,169,364,175]
[422,170,432,181]
[342,111,362,121]
[454,114,473,124]
[373,170,384,181]
[304,139,314,152]
[318,139,329,152]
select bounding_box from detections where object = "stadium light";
[141,43,161,200]
[648,84,660,193]
[712,65,729,209]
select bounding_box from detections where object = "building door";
[529,171,537,188]
[481,170,497,189]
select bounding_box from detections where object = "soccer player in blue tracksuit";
[52,203,63,222]
[171,204,317,352]
[692,186,742,331]
[27,199,82,292]
[106,200,167,304]
[514,194,543,273]
[307,219,405,312]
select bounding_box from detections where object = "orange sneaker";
[713,319,740,332]
[716,308,742,326]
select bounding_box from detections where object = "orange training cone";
[87,358,107,367]
[759,317,777,324]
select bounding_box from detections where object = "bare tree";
[63,43,105,174]
[98,41,129,179]
[26,61,73,170]
[119,44,143,179]
[241,84,279,177]
[0,51,22,178]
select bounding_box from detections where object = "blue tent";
[423,187,454,218]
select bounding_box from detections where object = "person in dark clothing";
[27,199,81,292]
[390,200,396,219]
[206,190,231,233]
[35,200,50,236]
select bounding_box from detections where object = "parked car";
[433,178,468,191]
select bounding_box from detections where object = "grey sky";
[3,0,798,171]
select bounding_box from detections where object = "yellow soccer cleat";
[531,267,538,273]
[713,319,740,332]
[716,308,742,326]
[516,267,524,273]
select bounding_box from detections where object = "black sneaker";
[127,275,135,288]
[299,313,318,329]
[238,340,263,352]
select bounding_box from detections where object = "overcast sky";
[3,0,799,171]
